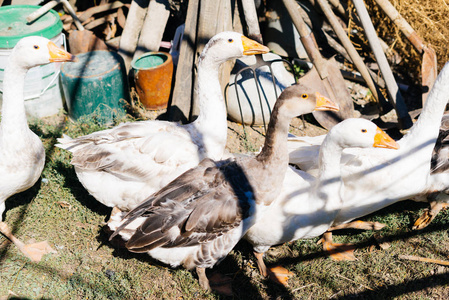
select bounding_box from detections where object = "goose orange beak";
[373,127,399,149]
[314,92,340,111]
[241,36,270,55]
[47,41,77,62]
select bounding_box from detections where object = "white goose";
[107,84,339,291]
[287,61,449,241]
[244,118,399,284]
[57,32,269,211]
[0,36,75,261]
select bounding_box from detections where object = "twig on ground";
[398,254,449,266]
[292,283,317,292]
[335,273,374,291]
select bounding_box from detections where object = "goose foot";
[267,266,294,286]
[413,201,448,230]
[196,267,232,296]
[0,222,56,262]
[329,220,386,231]
[321,231,357,261]
[254,251,293,286]
[208,272,233,296]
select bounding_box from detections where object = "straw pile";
[348,0,449,84]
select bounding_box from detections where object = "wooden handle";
[282,0,328,78]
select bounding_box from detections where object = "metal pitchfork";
[231,54,299,134]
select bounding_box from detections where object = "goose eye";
[33,45,39,49]
[301,94,308,99]
[361,129,367,133]
[228,38,234,43]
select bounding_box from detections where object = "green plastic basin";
[0,5,62,48]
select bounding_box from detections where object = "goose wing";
[111,158,254,253]
[57,121,200,182]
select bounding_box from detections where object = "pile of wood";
[26,0,443,127]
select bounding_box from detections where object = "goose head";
[9,36,76,70]
[329,118,400,150]
[274,84,340,119]
[198,31,269,65]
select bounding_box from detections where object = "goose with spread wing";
[107,84,339,291]
[57,32,269,211]
[287,61,449,246]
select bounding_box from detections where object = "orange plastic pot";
[131,52,173,110]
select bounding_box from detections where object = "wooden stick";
[315,0,385,105]
[352,0,413,129]
[399,254,449,266]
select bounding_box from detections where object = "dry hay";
[394,0,449,69]
[346,0,449,85]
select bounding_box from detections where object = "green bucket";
[60,51,129,123]
[0,5,62,48]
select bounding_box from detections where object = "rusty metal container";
[131,52,173,110]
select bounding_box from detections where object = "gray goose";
[107,84,339,291]
[244,118,399,285]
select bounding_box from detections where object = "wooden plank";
[117,0,148,72]
[168,0,199,123]
[219,0,236,102]
[190,0,225,118]
[133,0,171,59]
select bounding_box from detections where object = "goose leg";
[254,251,294,286]
[329,220,386,231]
[413,200,449,230]
[0,221,55,262]
[196,267,211,291]
[196,267,233,295]
[254,251,268,277]
[104,207,128,249]
[321,231,357,261]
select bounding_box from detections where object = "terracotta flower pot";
[131,52,173,110]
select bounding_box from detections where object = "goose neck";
[194,59,224,121]
[256,110,291,170]
[405,66,449,144]
[1,63,29,134]
[315,138,344,196]
[190,57,228,159]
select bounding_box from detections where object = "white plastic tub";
[0,5,65,119]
